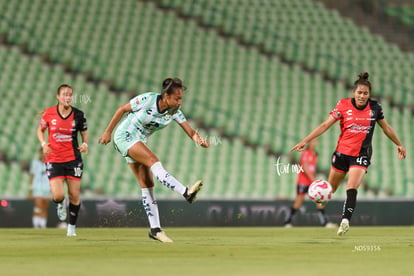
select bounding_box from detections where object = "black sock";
[284,207,297,224]
[317,209,328,226]
[68,203,81,225]
[151,227,161,235]
[342,189,357,221]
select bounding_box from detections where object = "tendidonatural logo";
[274,156,304,176]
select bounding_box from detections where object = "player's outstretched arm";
[377,119,406,159]
[290,116,336,152]
[98,103,132,145]
[179,121,209,148]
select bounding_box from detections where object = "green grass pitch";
[0,227,413,276]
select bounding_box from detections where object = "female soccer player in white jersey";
[28,147,51,228]
[98,78,209,242]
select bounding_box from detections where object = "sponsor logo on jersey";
[333,110,342,119]
[40,119,47,128]
[348,123,372,134]
[51,119,57,125]
[136,96,148,104]
[125,132,131,142]
[53,133,72,142]
[59,127,76,132]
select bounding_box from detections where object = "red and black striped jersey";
[330,98,384,157]
[40,105,87,163]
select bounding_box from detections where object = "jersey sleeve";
[130,94,151,112]
[376,103,385,120]
[40,110,49,130]
[78,111,88,131]
[173,109,187,124]
[330,100,344,120]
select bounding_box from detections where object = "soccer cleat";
[184,180,203,203]
[148,228,173,243]
[67,224,77,237]
[284,223,293,228]
[57,200,67,221]
[337,219,350,236]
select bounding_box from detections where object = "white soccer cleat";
[337,219,350,236]
[184,180,203,203]
[148,228,173,243]
[57,200,67,221]
[284,223,293,228]
[67,224,77,237]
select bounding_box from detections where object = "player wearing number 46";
[98,78,209,243]
[37,84,88,237]
[291,72,406,236]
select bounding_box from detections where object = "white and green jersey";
[116,92,187,143]
[30,158,50,197]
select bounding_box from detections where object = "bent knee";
[52,196,65,203]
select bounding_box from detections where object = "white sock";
[39,217,47,228]
[150,161,187,195]
[32,216,40,228]
[141,188,161,229]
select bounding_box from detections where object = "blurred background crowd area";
[0,0,413,200]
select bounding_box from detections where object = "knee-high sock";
[32,216,41,228]
[142,187,160,229]
[284,207,297,224]
[38,217,47,228]
[342,189,357,221]
[68,202,81,226]
[150,161,186,195]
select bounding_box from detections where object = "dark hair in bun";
[353,72,371,92]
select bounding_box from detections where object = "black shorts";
[45,160,83,181]
[331,151,370,173]
[297,183,310,195]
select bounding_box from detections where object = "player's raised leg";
[127,141,202,202]
[328,168,346,193]
[49,178,67,221]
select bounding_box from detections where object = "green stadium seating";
[0,0,412,199]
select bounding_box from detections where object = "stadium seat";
[0,0,412,199]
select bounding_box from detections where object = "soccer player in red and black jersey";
[284,138,335,228]
[291,72,406,236]
[37,84,88,236]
